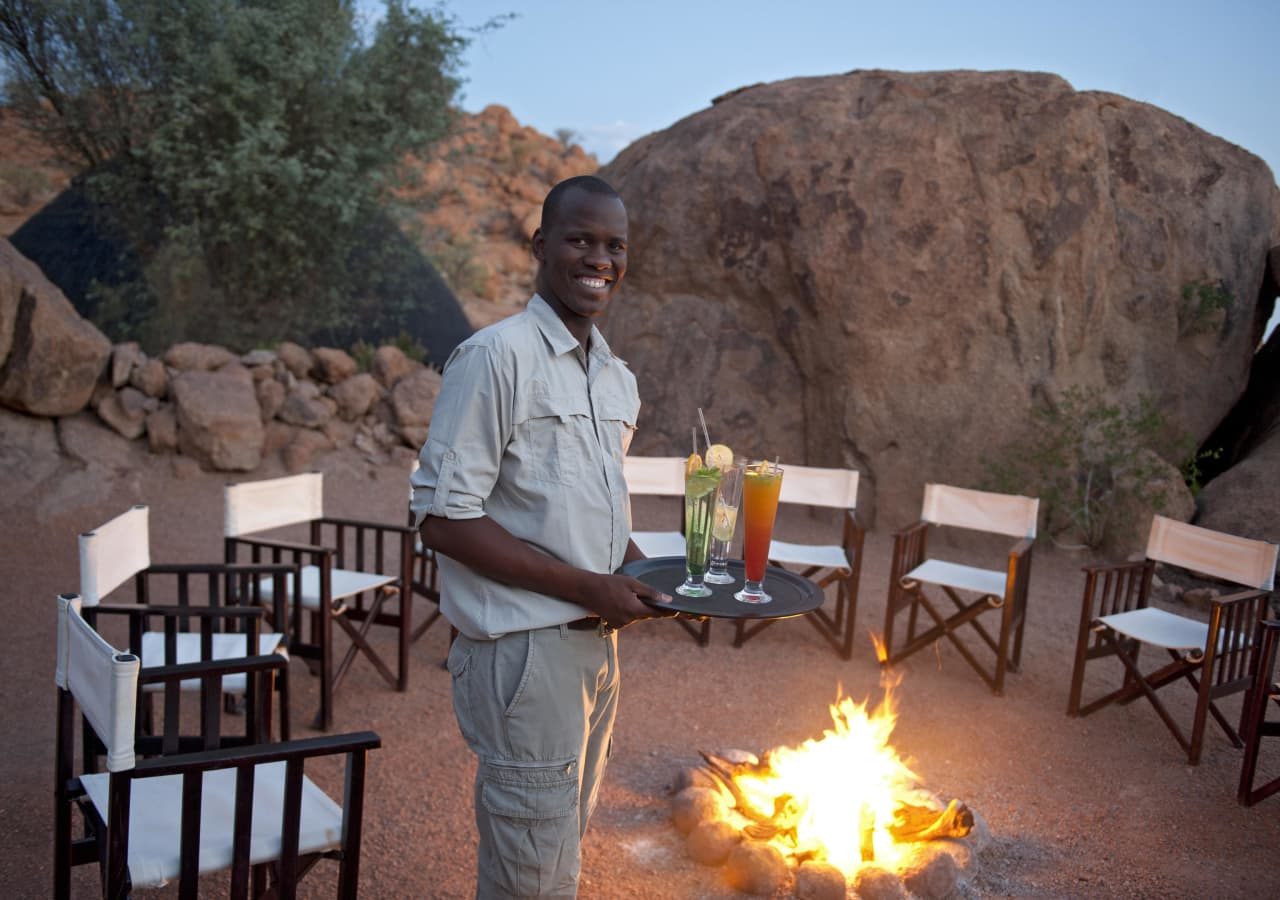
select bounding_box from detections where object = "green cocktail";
[677,465,722,597]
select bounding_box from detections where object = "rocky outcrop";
[601,70,1280,528]
[1197,427,1280,544]
[0,238,110,415]
[401,104,599,325]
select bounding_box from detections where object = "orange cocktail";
[735,462,783,604]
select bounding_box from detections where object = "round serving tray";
[620,556,824,620]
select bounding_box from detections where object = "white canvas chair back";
[779,465,858,510]
[921,484,1038,539]
[79,505,152,606]
[623,456,686,496]
[1146,515,1277,591]
[56,593,139,772]
[225,472,324,537]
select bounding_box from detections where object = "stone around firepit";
[672,766,732,798]
[724,840,789,896]
[899,841,961,899]
[130,357,167,399]
[670,786,726,835]
[795,860,847,900]
[686,819,740,867]
[852,864,907,900]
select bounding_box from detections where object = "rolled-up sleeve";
[410,345,509,527]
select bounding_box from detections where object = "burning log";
[887,799,974,843]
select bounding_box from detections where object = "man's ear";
[531,227,545,262]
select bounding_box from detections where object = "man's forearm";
[419,514,593,606]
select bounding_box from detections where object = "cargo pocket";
[480,758,581,896]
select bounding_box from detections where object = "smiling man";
[411,175,671,898]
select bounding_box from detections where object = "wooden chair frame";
[1239,619,1280,805]
[1067,516,1278,764]
[225,515,414,731]
[54,595,380,900]
[883,501,1035,695]
[84,598,290,751]
[90,561,296,741]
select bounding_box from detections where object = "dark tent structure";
[10,182,473,366]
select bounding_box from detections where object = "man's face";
[533,188,628,328]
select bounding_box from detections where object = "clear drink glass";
[704,458,745,585]
[677,464,722,597]
[735,462,784,604]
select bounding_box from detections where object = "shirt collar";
[528,293,614,364]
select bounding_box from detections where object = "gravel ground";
[2,447,1277,898]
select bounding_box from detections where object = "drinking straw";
[691,426,697,457]
[697,407,712,452]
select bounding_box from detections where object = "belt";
[565,617,614,635]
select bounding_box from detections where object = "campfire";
[670,654,982,897]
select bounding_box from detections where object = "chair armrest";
[228,535,334,559]
[1080,559,1149,577]
[93,602,266,621]
[319,516,415,536]
[131,730,382,776]
[139,653,286,684]
[145,562,299,577]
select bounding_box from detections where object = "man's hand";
[577,573,674,628]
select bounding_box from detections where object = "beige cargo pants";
[447,623,620,899]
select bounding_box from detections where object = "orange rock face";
[397,104,599,326]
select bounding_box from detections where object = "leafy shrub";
[986,387,1193,549]
[1179,279,1233,336]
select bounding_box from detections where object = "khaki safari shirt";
[410,294,640,640]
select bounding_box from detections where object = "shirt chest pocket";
[596,395,639,463]
[515,393,591,485]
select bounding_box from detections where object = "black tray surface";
[619,557,823,620]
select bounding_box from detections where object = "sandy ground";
[2,444,1277,899]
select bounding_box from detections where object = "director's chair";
[883,484,1039,695]
[1068,515,1277,764]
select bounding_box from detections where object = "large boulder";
[600,71,1280,526]
[170,368,264,470]
[0,239,111,416]
[1196,428,1280,544]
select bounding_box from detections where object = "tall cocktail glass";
[704,458,745,585]
[676,464,722,597]
[734,462,784,604]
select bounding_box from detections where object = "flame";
[728,676,930,874]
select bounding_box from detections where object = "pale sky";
[444,0,1280,182]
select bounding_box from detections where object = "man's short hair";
[541,176,621,232]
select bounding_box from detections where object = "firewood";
[887,799,974,842]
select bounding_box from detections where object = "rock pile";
[0,238,437,476]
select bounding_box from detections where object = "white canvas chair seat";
[769,539,851,572]
[906,559,1007,598]
[1098,607,1208,652]
[79,761,344,889]
[1099,606,1251,655]
[259,565,398,611]
[139,632,285,694]
[631,531,687,559]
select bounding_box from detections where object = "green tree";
[0,0,467,348]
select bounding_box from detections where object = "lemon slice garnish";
[705,444,734,471]
[685,452,703,477]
